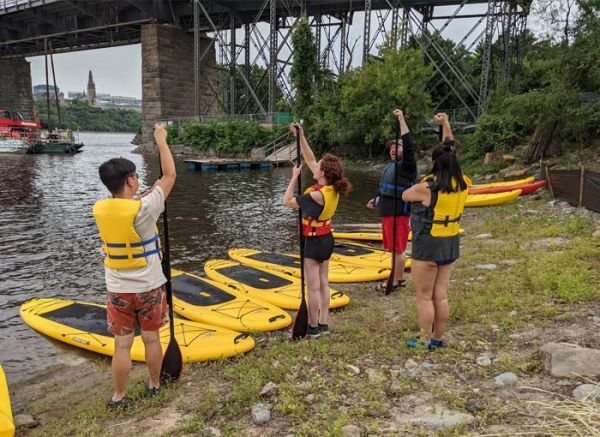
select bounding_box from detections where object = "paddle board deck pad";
[468,179,545,195]
[465,189,522,207]
[469,176,534,189]
[20,298,255,362]
[0,364,14,437]
[171,269,291,332]
[204,259,350,310]
[331,241,412,270]
[228,248,389,283]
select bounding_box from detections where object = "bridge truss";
[0,0,530,121]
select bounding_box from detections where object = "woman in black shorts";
[284,123,351,338]
[401,113,468,350]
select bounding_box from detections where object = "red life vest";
[301,184,339,237]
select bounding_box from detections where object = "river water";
[0,132,380,385]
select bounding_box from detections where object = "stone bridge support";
[0,58,35,120]
[141,23,218,149]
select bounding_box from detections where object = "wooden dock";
[184,158,274,172]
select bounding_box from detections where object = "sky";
[27,2,571,99]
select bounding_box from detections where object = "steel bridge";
[0,0,530,121]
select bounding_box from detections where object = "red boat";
[468,179,546,196]
[0,109,42,139]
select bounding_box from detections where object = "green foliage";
[169,120,287,155]
[291,17,319,120]
[35,100,141,132]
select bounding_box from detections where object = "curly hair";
[320,153,352,196]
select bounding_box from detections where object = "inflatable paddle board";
[0,364,14,437]
[330,241,412,270]
[228,248,389,283]
[171,269,291,332]
[204,259,350,310]
[20,298,255,363]
[465,189,522,207]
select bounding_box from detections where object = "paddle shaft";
[158,152,183,381]
[385,117,401,295]
[291,126,308,339]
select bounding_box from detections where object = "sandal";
[428,339,446,350]
[106,397,131,410]
[375,279,407,292]
[145,383,161,398]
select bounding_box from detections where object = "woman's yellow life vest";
[301,184,339,237]
[92,198,161,270]
[412,176,468,238]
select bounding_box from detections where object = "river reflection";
[0,132,380,384]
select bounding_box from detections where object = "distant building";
[87,70,96,106]
[68,91,85,100]
[32,84,64,105]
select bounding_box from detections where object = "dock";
[184,158,275,172]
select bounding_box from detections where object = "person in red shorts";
[367,109,417,291]
[92,123,176,409]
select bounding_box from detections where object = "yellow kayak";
[171,269,292,332]
[469,176,534,189]
[204,259,350,310]
[20,298,255,363]
[330,241,412,270]
[465,189,522,207]
[0,364,14,437]
[228,248,389,283]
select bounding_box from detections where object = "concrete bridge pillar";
[0,58,35,120]
[141,23,218,148]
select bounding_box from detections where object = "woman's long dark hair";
[321,153,352,196]
[428,145,467,193]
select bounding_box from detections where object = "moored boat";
[0,137,29,154]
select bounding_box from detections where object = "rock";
[465,399,484,413]
[476,355,492,367]
[407,404,475,430]
[502,168,528,178]
[540,342,600,377]
[259,382,279,398]
[341,424,361,437]
[495,372,519,386]
[421,361,436,370]
[14,414,39,429]
[476,263,497,270]
[483,152,495,165]
[593,316,600,325]
[485,174,494,180]
[475,233,493,239]
[251,403,271,425]
[297,381,311,391]
[405,359,419,369]
[346,364,360,375]
[204,426,222,437]
[573,384,600,402]
[306,394,315,402]
[593,229,600,238]
[502,154,517,164]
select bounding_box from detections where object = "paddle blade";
[290,297,308,340]
[160,337,183,383]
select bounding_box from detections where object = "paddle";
[291,124,308,340]
[158,153,183,382]
[384,116,401,295]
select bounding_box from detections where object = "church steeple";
[87,70,96,106]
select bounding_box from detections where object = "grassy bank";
[20,192,600,436]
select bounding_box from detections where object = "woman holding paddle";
[401,113,468,350]
[93,123,176,408]
[283,123,351,338]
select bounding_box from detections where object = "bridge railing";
[1,0,29,13]
[157,112,293,129]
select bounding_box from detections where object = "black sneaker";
[318,323,330,335]
[106,397,131,410]
[307,325,321,338]
[145,383,161,398]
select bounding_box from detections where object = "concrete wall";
[0,58,35,120]
[141,23,219,148]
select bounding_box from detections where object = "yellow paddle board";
[20,298,255,363]
[330,241,412,270]
[228,248,390,283]
[0,364,14,437]
[204,259,350,310]
[171,269,292,332]
[465,189,522,207]
[469,176,534,189]
[332,228,464,242]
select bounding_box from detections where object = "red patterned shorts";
[106,285,169,336]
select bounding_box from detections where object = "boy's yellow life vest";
[301,184,339,236]
[412,176,468,237]
[93,198,161,270]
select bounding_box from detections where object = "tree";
[290,17,319,120]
